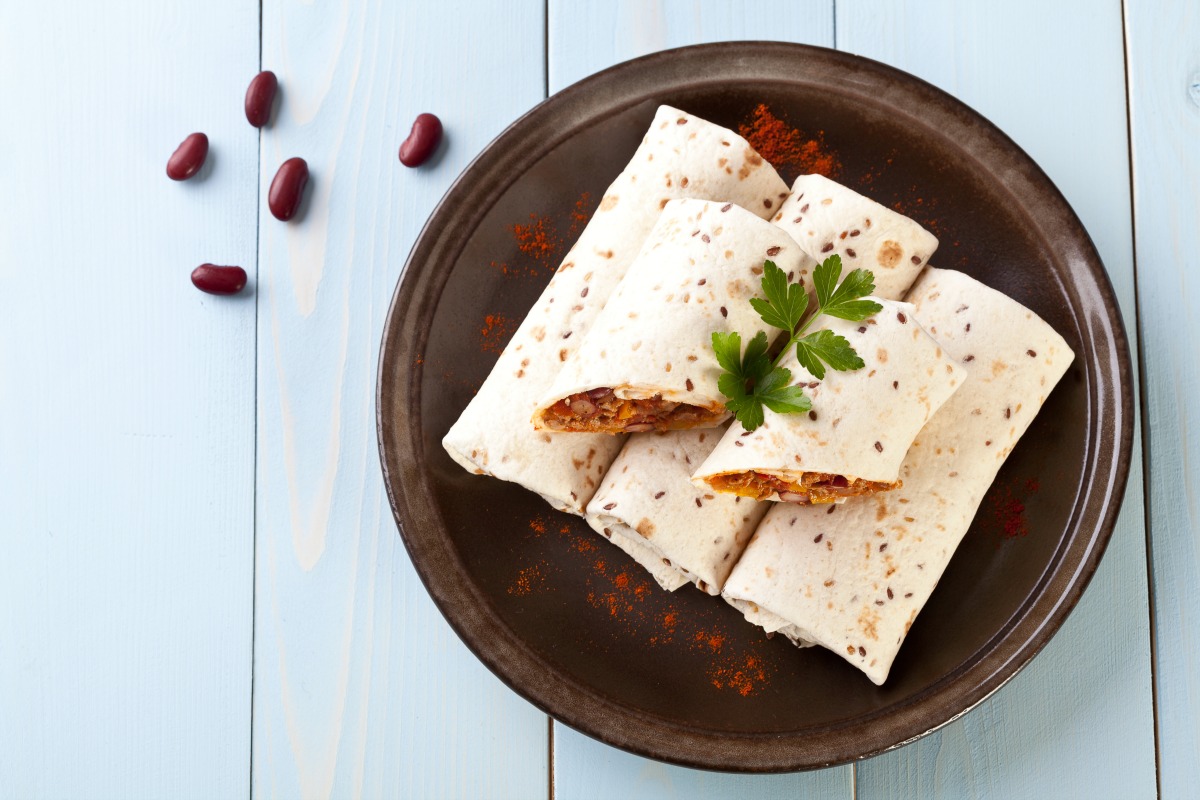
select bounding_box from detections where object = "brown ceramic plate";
[377,43,1132,771]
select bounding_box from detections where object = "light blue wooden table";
[1,1,1194,797]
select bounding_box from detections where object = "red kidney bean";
[166,133,208,181]
[191,264,247,295]
[398,113,442,167]
[569,398,598,416]
[244,70,278,128]
[268,157,308,221]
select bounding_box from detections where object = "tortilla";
[693,298,963,503]
[585,182,938,590]
[533,199,814,434]
[772,174,937,300]
[586,426,766,595]
[602,517,691,591]
[722,268,1075,684]
[442,106,789,513]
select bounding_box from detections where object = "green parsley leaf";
[741,330,772,382]
[750,260,809,333]
[813,253,842,308]
[712,256,879,429]
[821,298,884,322]
[726,394,765,432]
[711,331,743,376]
[794,329,865,380]
[712,331,773,429]
[717,371,748,402]
[822,266,882,321]
[756,367,812,415]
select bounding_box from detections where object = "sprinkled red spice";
[510,514,774,696]
[568,191,594,238]
[510,214,561,264]
[738,104,841,178]
[989,477,1040,542]
[505,192,594,273]
[507,564,545,596]
[707,653,771,697]
[694,629,727,653]
[478,313,514,354]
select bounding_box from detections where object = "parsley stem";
[772,301,823,370]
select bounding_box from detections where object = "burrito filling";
[706,470,897,504]
[538,388,725,433]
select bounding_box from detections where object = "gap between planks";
[1119,0,1163,795]
[543,3,556,798]
[249,0,264,797]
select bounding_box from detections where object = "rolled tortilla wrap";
[772,174,937,301]
[722,268,1075,684]
[586,426,766,595]
[603,518,691,592]
[589,195,933,591]
[533,198,814,434]
[693,298,963,504]
[442,106,789,513]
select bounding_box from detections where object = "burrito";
[772,174,936,301]
[442,106,789,513]
[533,199,813,434]
[722,268,1075,684]
[583,181,940,591]
[586,426,767,595]
[603,516,691,591]
[693,299,963,504]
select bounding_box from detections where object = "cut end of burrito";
[691,298,963,506]
[534,387,726,434]
[702,469,899,504]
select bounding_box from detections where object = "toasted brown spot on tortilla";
[878,240,903,268]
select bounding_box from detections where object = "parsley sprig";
[711,255,882,432]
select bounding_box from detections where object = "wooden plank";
[550,0,831,91]
[0,2,257,798]
[554,725,850,800]
[250,1,550,798]
[835,2,1158,797]
[1126,0,1200,794]
[547,2,850,797]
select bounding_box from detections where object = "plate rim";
[376,41,1135,772]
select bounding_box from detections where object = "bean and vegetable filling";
[538,388,725,433]
[707,470,896,504]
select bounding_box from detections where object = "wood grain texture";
[549,0,833,92]
[0,2,257,798]
[251,1,550,798]
[1126,0,1200,795]
[835,2,1158,796]
[547,2,849,797]
[554,725,852,800]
